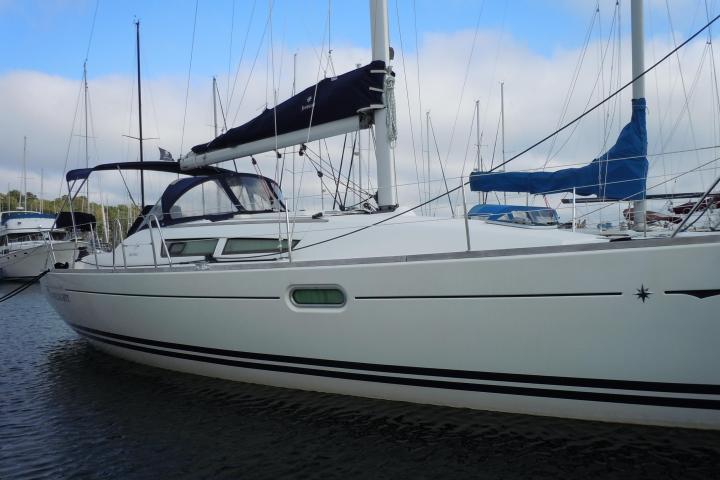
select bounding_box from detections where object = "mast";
[357,63,363,205]
[500,82,506,205]
[213,76,218,138]
[292,52,297,211]
[475,99,482,203]
[370,0,397,210]
[84,61,90,210]
[426,110,431,213]
[135,20,145,207]
[40,168,44,213]
[631,0,647,231]
[22,136,27,210]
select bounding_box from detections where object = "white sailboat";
[43,0,719,429]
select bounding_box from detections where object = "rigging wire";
[428,115,454,215]
[59,0,100,199]
[274,13,720,255]
[665,0,706,184]
[437,0,486,189]
[706,0,720,180]
[411,0,428,208]
[227,0,258,117]
[394,0,425,213]
[491,11,720,175]
[230,5,272,126]
[542,3,601,170]
[179,0,200,157]
[84,0,100,63]
[226,0,236,113]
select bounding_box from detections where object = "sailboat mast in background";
[22,136,27,210]
[135,20,145,207]
[83,61,90,210]
[212,76,219,138]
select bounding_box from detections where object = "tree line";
[1,189,140,239]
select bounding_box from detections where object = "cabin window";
[290,287,346,307]
[170,180,236,219]
[222,238,299,255]
[161,238,218,257]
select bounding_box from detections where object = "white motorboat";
[1,210,77,280]
[43,0,720,428]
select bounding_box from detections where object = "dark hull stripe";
[66,289,279,300]
[69,323,720,396]
[73,328,720,411]
[665,289,720,299]
[355,292,623,299]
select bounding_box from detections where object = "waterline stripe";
[73,329,720,411]
[68,323,720,395]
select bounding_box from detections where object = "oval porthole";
[290,287,346,307]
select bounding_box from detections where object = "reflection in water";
[1,284,719,479]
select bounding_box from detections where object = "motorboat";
[1,210,77,280]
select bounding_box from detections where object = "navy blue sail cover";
[192,61,386,154]
[470,98,649,200]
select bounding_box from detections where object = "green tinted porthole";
[291,287,346,307]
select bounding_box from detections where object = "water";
[1,284,719,480]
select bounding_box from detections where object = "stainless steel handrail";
[89,223,100,270]
[146,214,172,268]
[116,219,127,270]
[44,227,58,266]
[460,177,472,252]
[671,173,720,237]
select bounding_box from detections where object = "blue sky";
[0,0,669,81]
[2,0,718,213]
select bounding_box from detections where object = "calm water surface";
[1,283,719,479]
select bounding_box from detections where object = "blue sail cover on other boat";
[470,98,648,200]
[192,61,386,155]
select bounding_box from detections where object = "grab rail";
[146,214,172,268]
[460,176,471,252]
[89,223,100,270]
[111,219,128,271]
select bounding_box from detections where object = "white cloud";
[1,23,719,224]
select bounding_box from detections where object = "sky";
[1,0,720,221]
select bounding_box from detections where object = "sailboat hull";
[43,235,720,428]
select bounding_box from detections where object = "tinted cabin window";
[291,287,346,307]
[161,238,218,257]
[222,238,299,255]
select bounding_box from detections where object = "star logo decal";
[635,284,653,303]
